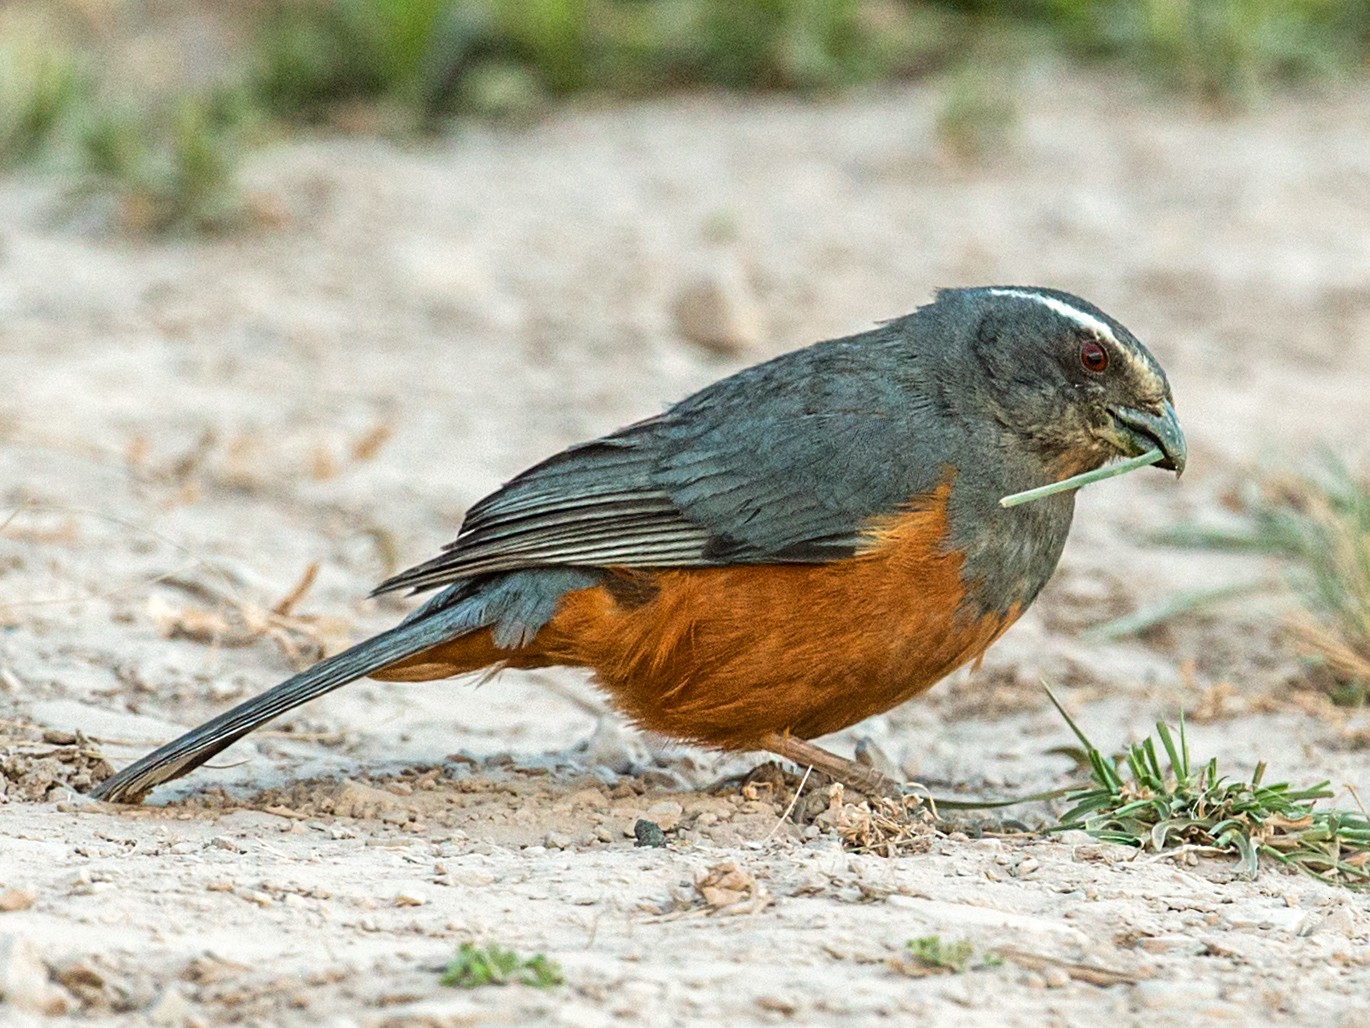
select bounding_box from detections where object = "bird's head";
[944,286,1186,480]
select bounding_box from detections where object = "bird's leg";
[758,731,904,799]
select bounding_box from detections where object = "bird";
[91,285,1185,804]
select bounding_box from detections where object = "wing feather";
[375,317,950,596]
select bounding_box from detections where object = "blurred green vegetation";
[995,0,1370,103]
[244,0,1370,123]
[75,90,256,235]
[0,42,88,170]
[1,0,1366,233]
[250,0,964,125]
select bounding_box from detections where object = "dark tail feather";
[90,604,478,804]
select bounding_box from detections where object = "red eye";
[1080,341,1108,373]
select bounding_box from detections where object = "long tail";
[89,602,484,803]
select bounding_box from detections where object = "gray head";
[923,285,1185,478]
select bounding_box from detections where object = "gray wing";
[374,320,949,596]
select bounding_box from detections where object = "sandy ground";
[3,66,1370,1025]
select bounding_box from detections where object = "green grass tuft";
[1046,687,1370,888]
[439,943,564,989]
[895,936,1002,976]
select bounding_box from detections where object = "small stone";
[671,258,764,356]
[1013,857,1040,878]
[1042,967,1071,989]
[1316,905,1358,938]
[1056,830,1096,846]
[634,820,667,848]
[147,986,193,1025]
[1073,843,1137,864]
[544,831,574,850]
[393,889,426,908]
[0,934,69,1015]
[0,889,36,913]
[646,801,684,832]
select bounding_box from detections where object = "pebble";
[634,820,667,848]
[1056,830,1096,846]
[147,986,193,1025]
[238,889,273,908]
[1316,905,1358,938]
[646,801,684,832]
[0,934,69,1015]
[1073,843,1137,864]
[1042,967,1071,989]
[0,889,36,913]
[671,257,764,356]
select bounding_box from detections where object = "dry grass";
[823,784,936,857]
[147,564,351,670]
[1159,461,1370,706]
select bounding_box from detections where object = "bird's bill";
[1106,400,1186,474]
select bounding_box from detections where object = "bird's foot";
[757,732,913,803]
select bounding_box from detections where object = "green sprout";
[895,936,1002,976]
[439,943,564,989]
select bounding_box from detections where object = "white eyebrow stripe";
[989,288,1120,346]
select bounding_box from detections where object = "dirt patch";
[1,721,112,802]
